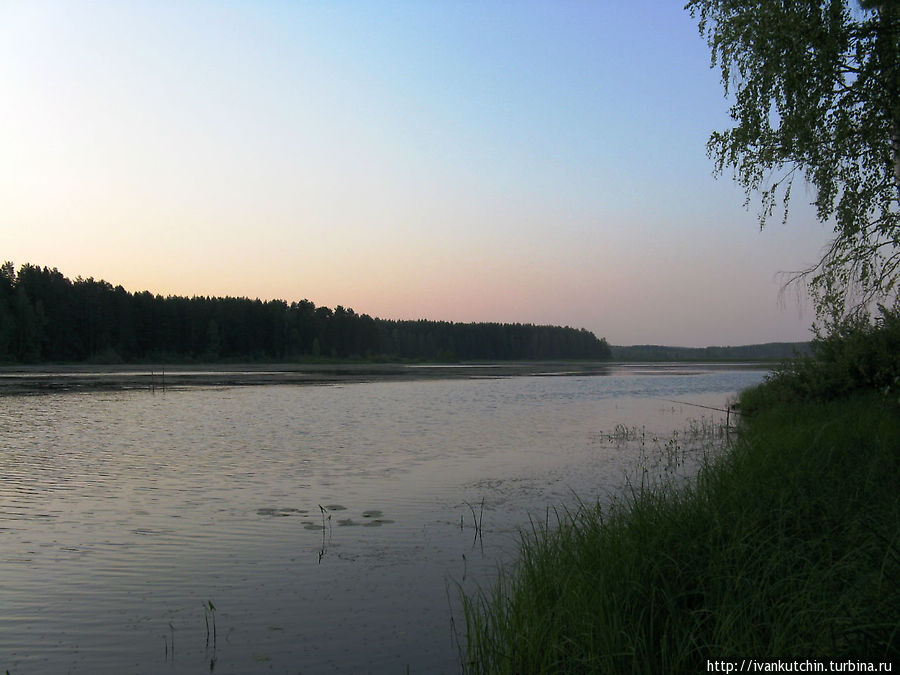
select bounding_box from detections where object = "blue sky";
[0,1,832,346]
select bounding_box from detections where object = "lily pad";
[257,507,308,517]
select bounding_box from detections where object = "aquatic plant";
[201,602,218,672]
[163,621,175,665]
[205,600,216,646]
[317,505,332,563]
[463,497,485,544]
[607,423,649,444]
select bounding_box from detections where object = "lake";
[0,363,766,674]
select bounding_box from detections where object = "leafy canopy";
[686,0,899,320]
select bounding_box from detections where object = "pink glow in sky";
[0,1,832,347]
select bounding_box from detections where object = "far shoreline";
[0,360,770,395]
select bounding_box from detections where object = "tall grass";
[461,392,899,672]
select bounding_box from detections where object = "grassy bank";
[461,389,899,671]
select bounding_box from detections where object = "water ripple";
[0,368,765,673]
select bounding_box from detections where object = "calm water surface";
[0,365,765,674]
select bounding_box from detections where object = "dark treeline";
[609,342,812,362]
[0,263,611,364]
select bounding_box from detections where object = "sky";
[0,1,834,347]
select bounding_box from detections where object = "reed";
[201,601,218,671]
[464,497,486,543]
[460,392,900,671]
[204,601,216,646]
[317,505,332,563]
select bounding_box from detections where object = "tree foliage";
[0,263,611,364]
[686,0,900,318]
[740,304,900,411]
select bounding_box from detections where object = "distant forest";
[0,263,612,364]
[609,342,812,362]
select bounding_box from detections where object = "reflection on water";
[0,366,764,673]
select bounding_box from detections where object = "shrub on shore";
[741,306,900,413]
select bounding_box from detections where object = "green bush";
[742,306,900,413]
